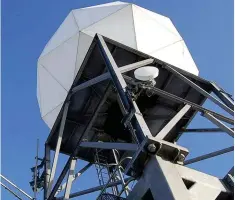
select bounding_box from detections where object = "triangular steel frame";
[39,34,234,200]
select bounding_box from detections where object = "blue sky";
[2,0,233,199]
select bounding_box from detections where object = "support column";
[44,144,51,199]
[127,156,190,200]
[64,158,77,200]
[47,84,111,200]
[48,101,70,194]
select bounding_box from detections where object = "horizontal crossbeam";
[72,58,154,94]
[80,142,138,151]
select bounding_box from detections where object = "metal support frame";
[163,64,234,115]
[47,83,112,200]
[181,128,234,133]
[64,158,77,200]
[33,139,39,199]
[184,146,234,165]
[80,142,138,151]
[48,101,70,194]
[97,34,152,144]
[211,82,234,110]
[156,104,191,139]
[56,178,132,199]
[127,156,190,200]
[71,58,154,94]
[56,163,92,196]
[223,167,234,191]
[44,144,51,199]
[43,35,234,200]
[203,112,234,138]
[124,75,234,125]
[113,150,129,197]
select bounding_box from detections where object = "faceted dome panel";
[37,1,199,129]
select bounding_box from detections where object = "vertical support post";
[34,139,39,200]
[47,84,111,200]
[44,144,51,199]
[64,158,77,200]
[48,101,70,194]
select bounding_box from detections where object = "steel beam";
[56,178,132,199]
[80,142,138,151]
[0,175,33,199]
[123,75,233,125]
[48,101,70,194]
[181,128,234,133]
[64,158,77,200]
[164,64,234,115]
[97,34,152,143]
[119,58,154,73]
[44,144,51,199]
[203,112,234,138]
[72,73,110,94]
[72,59,154,95]
[0,182,23,200]
[223,167,234,190]
[127,156,190,200]
[113,150,129,197]
[56,163,92,196]
[156,104,191,139]
[33,139,39,199]
[211,82,234,110]
[47,84,111,200]
[184,146,234,165]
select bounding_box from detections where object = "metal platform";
[46,34,215,164]
[40,34,234,200]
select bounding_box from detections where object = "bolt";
[177,153,186,165]
[147,144,157,153]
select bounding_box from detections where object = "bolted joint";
[177,153,186,165]
[147,144,157,153]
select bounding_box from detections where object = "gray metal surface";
[56,163,92,196]
[43,34,234,200]
[48,101,70,194]
[44,145,51,199]
[156,104,191,139]
[64,158,77,199]
[80,142,138,151]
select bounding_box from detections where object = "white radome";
[134,66,159,81]
[37,1,199,129]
